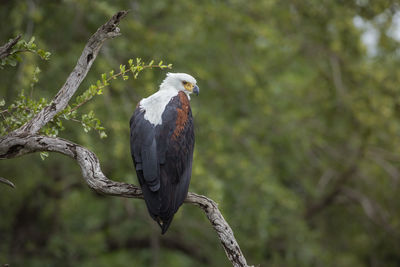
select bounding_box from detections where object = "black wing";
[130,106,160,191]
[130,92,194,234]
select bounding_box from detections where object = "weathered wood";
[0,10,253,267]
[185,193,251,267]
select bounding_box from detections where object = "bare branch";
[305,131,370,219]
[0,34,22,60]
[342,187,397,235]
[17,11,128,134]
[305,165,357,219]
[0,176,15,188]
[186,193,252,267]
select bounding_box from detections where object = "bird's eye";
[182,81,187,85]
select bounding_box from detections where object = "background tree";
[1,1,400,267]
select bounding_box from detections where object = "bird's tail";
[157,216,174,235]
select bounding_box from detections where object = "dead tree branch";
[0,10,253,267]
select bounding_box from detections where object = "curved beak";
[193,85,200,96]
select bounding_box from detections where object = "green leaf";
[28,36,35,45]
[101,73,107,82]
[8,60,17,67]
[40,151,49,161]
[99,131,107,139]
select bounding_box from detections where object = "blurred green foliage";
[1,0,400,266]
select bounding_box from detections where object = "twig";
[0,176,15,188]
[68,64,167,114]
[342,187,397,235]
[0,34,22,60]
[68,117,104,136]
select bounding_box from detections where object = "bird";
[130,72,199,234]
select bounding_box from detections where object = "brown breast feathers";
[172,91,190,140]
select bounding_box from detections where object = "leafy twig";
[68,58,172,114]
[0,34,21,60]
[0,36,51,68]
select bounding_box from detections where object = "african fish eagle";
[130,72,199,234]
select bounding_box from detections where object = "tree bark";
[0,10,253,267]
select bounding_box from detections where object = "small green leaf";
[28,36,35,45]
[40,151,49,160]
[101,73,107,82]
[99,131,107,139]
[0,99,5,107]
[8,60,17,67]
[120,64,125,72]
[44,51,51,60]
[37,49,50,60]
